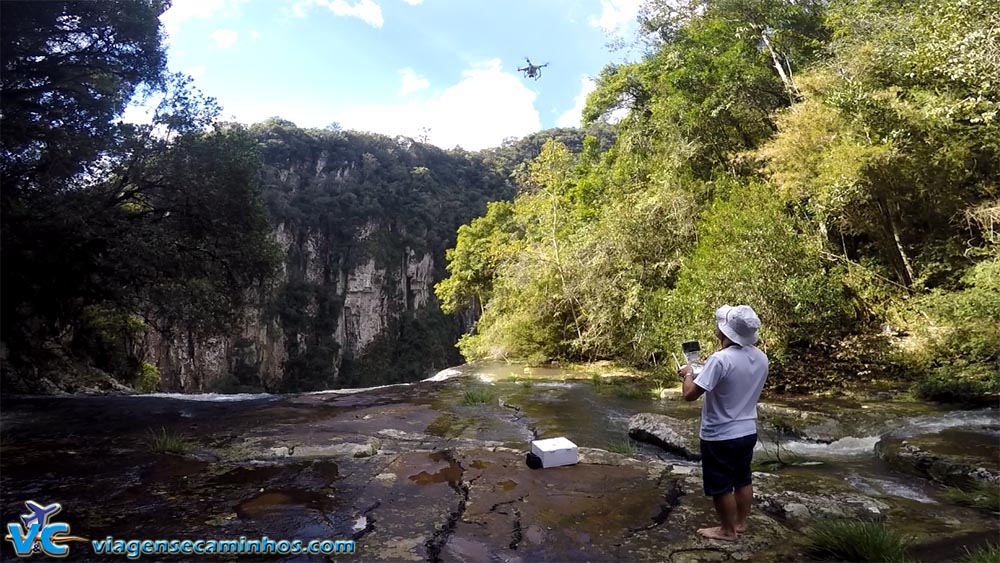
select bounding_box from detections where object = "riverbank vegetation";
[805,520,911,563]
[961,543,1000,563]
[437,0,999,402]
[941,484,1000,513]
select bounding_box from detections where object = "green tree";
[1,1,279,388]
[759,0,999,288]
[665,179,855,357]
[586,0,829,184]
[1,0,168,190]
[107,123,280,339]
[455,146,571,360]
[567,182,696,361]
[436,200,520,316]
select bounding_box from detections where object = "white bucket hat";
[715,305,761,347]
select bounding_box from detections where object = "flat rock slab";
[447,449,677,562]
[756,490,889,529]
[336,447,682,561]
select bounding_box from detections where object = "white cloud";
[295,0,384,27]
[250,30,261,40]
[590,0,643,38]
[557,76,597,127]
[160,0,229,42]
[186,65,208,78]
[339,59,541,149]
[401,0,423,4]
[210,29,239,49]
[329,0,383,27]
[398,68,430,96]
[220,59,541,150]
[121,102,156,126]
[290,0,312,18]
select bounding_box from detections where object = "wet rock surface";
[628,413,702,460]
[876,431,1000,489]
[757,402,844,443]
[756,490,890,528]
[1,374,997,562]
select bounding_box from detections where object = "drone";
[518,58,549,80]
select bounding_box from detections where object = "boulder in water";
[875,433,1000,489]
[757,403,844,443]
[628,413,701,460]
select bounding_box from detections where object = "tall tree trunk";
[548,192,584,345]
[875,195,913,287]
[760,29,800,103]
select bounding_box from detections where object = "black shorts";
[700,433,758,497]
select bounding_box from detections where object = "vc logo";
[4,501,88,558]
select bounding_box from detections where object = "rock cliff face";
[144,235,436,392]
[144,123,510,392]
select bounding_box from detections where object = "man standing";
[678,305,768,541]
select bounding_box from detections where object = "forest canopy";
[1,0,279,390]
[436,0,999,396]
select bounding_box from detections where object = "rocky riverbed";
[1,363,997,561]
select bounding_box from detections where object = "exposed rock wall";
[142,124,510,392]
[145,224,443,392]
[344,257,392,357]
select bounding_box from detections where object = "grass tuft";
[146,427,192,455]
[806,520,911,562]
[606,439,638,456]
[961,542,1000,563]
[941,484,1000,512]
[462,387,497,406]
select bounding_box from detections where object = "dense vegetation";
[437,0,999,397]
[1,0,280,391]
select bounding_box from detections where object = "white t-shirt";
[693,344,768,441]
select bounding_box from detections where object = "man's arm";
[678,365,706,401]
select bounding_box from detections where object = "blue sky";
[131,0,643,150]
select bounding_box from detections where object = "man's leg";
[698,493,739,541]
[732,433,758,534]
[698,438,739,541]
[734,483,752,533]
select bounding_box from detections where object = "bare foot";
[697,527,738,541]
[735,524,747,534]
